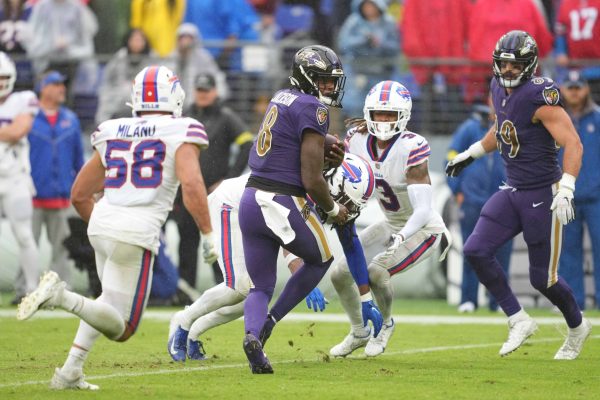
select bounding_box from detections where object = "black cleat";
[243,333,273,374]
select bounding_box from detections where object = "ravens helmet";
[290,45,345,107]
[492,30,538,88]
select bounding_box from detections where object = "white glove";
[201,232,218,264]
[445,141,486,177]
[550,173,576,225]
[385,233,405,256]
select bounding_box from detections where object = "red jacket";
[556,0,600,59]
[467,0,553,64]
[401,0,470,85]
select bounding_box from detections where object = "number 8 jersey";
[345,128,445,234]
[88,115,208,253]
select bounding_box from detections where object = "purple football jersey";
[248,88,330,188]
[490,77,563,189]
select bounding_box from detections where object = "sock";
[62,321,101,376]
[59,291,126,340]
[182,284,245,331]
[540,278,583,328]
[244,289,271,338]
[20,241,40,293]
[189,302,244,339]
[508,308,529,324]
[269,262,329,321]
[369,266,393,323]
[330,261,366,335]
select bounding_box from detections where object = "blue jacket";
[560,102,600,202]
[446,115,507,207]
[28,106,84,207]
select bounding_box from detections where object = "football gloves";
[550,173,576,225]
[445,141,486,177]
[361,296,383,338]
[305,287,327,312]
[201,232,218,264]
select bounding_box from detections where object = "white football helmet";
[130,65,185,117]
[323,153,375,223]
[0,52,16,98]
[363,80,412,141]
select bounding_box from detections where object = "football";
[324,134,342,169]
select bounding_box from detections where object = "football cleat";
[365,319,395,357]
[17,271,65,321]
[554,318,592,360]
[243,333,273,374]
[259,314,276,347]
[167,326,189,362]
[458,301,476,314]
[329,329,371,357]
[50,368,99,391]
[499,317,538,356]
[187,338,207,360]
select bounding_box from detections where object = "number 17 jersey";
[88,115,208,253]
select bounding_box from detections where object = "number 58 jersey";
[346,129,445,234]
[88,115,208,253]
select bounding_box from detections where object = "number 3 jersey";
[345,129,445,233]
[88,115,208,253]
[490,77,563,189]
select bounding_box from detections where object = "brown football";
[324,134,340,159]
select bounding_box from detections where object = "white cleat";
[50,368,99,391]
[458,301,476,314]
[330,329,371,357]
[499,317,538,356]
[365,319,395,357]
[554,318,592,360]
[16,271,65,321]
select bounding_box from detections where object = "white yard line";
[2,309,600,325]
[1,323,598,390]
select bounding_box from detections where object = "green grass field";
[1,299,599,399]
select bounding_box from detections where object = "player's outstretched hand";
[325,142,345,169]
[551,185,576,225]
[361,297,383,337]
[305,287,326,312]
[445,151,475,177]
[201,232,218,264]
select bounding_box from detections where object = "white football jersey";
[88,115,209,253]
[346,129,445,233]
[208,173,249,210]
[0,91,38,179]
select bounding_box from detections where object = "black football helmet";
[290,45,345,107]
[492,30,538,88]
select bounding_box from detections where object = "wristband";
[325,202,340,217]
[360,292,373,302]
[202,231,214,242]
[468,141,486,159]
[284,252,300,266]
[559,173,576,192]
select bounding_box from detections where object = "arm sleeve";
[336,223,369,287]
[399,184,433,240]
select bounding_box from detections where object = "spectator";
[95,28,157,123]
[170,72,253,296]
[25,0,98,103]
[0,0,33,90]
[466,0,553,103]
[401,0,471,134]
[130,0,184,58]
[558,70,600,310]
[446,103,513,313]
[555,0,600,99]
[164,23,227,110]
[337,0,400,118]
[23,70,84,294]
[88,0,131,56]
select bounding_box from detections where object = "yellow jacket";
[130,0,185,57]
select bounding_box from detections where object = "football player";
[329,80,450,358]
[239,44,350,373]
[16,65,218,390]
[446,30,591,359]
[0,51,40,300]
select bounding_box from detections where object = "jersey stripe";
[220,205,236,289]
[142,66,159,103]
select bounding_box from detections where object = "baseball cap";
[562,70,587,88]
[37,70,66,92]
[195,73,216,90]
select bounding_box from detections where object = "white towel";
[255,190,296,244]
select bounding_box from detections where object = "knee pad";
[330,261,352,287]
[529,273,549,292]
[368,265,390,288]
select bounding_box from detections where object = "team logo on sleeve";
[316,107,328,125]
[543,88,560,105]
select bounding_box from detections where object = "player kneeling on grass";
[167,173,328,361]
[16,66,218,390]
[329,80,451,358]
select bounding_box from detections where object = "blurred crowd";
[2,0,599,136]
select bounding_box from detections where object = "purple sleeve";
[296,101,329,139]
